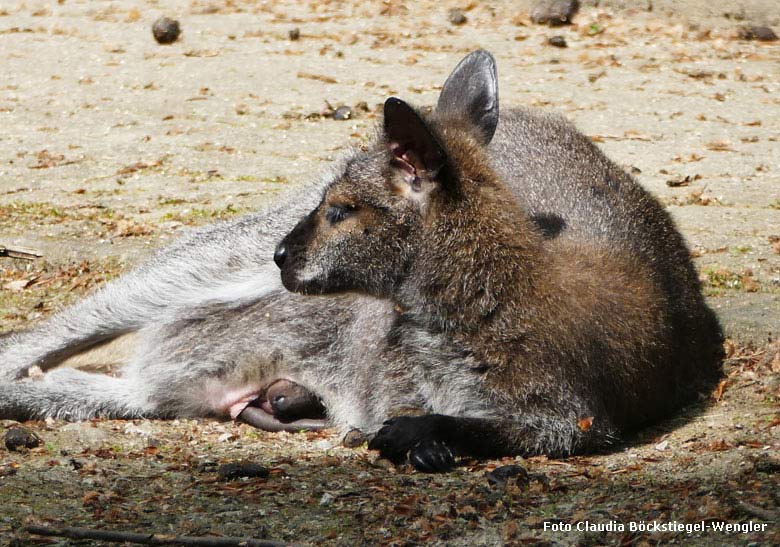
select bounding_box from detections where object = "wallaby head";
[276,97,520,298]
[275,50,503,299]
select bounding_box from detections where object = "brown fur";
[277,96,723,469]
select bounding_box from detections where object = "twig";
[0,245,42,260]
[736,501,780,522]
[25,525,298,546]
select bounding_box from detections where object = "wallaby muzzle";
[276,208,321,294]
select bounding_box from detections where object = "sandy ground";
[1,0,778,341]
[1,1,779,545]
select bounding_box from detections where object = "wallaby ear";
[436,49,499,144]
[384,97,445,181]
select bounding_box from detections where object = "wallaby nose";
[273,243,287,268]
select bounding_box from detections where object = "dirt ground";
[1,1,779,545]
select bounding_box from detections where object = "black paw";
[408,439,455,473]
[368,415,456,473]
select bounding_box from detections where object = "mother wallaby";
[276,53,723,472]
[0,51,722,472]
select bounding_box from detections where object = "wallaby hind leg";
[0,368,154,422]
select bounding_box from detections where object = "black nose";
[273,243,287,268]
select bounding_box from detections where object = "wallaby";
[0,52,498,432]
[0,51,722,471]
[275,75,723,471]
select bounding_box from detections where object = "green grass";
[160,204,246,225]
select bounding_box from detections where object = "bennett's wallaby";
[276,93,723,470]
[0,52,722,470]
[0,51,503,432]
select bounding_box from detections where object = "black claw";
[409,440,455,473]
[368,415,457,471]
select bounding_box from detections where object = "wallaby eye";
[325,205,354,224]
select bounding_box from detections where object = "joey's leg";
[369,413,614,473]
[238,406,328,432]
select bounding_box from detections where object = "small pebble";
[531,0,579,26]
[4,426,41,451]
[654,439,669,451]
[217,461,269,481]
[486,464,529,487]
[333,106,353,121]
[342,428,368,448]
[448,8,467,26]
[319,492,335,506]
[737,25,778,41]
[288,27,301,41]
[152,17,181,45]
[548,35,567,47]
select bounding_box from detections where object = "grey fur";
[277,56,723,468]
[0,52,721,461]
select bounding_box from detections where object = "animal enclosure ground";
[1,1,779,545]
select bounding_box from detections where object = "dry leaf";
[708,439,732,451]
[771,353,780,373]
[714,379,727,401]
[4,277,38,291]
[82,490,100,505]
[297,72,338,84]
[705,140,734,152]
[577,416,593,431]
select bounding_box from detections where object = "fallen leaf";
[705,140,734,152]
[4,277,38,291]
[708,439,732,451]
[770,353,780,373]
[82,491,100,506]
[297,72,338,84]
[714,379,728,401]
[577,416,593,431]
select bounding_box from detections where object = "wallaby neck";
[395,176,546,338]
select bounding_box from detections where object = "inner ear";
[384,97,445,181]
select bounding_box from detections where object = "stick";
[25,525,298,547]
[736,501,779,522]
[0,245,42,260]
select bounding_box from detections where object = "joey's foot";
[368,416,456,473]
[265,379,326,422]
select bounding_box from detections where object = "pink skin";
[213,383,328,432]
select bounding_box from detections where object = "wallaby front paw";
[368,415,455,472]
[368,418,412,463]
[408,439,455,473]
